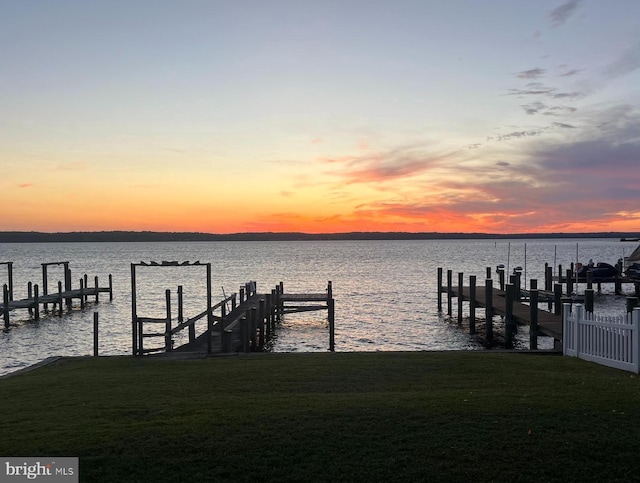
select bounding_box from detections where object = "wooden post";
[79,278,85,309]
[28,282,33,316]
[279,281,284,321]
[165,289,172,352]
[188,308,196,343]
[497,268,505,291]
[108,274,113,301]
[206,263,212,354]
[505,283,514,349]
[57,281,63,316]
[615,275,622,296]
[446,270,453,317]
[259,298,266,349]
[469,275,476,335]
[42,264,48,311]
[530,279,537,290]
[93,312,99,357]
[584,288,594,313]
[94,276,99,302]
[34,284,40,320]
[457,272,463,325]
[437,268,443,312]
[6,262,13,301]
[220,300,227,332]
[485,279,493,345]
[566,269,573,295]
[486,267,492,280]
[83,274,88,304]
[586,271,593,290]
[554,283,562,315]
[529,289,538,350]
[265,293,272,340]
[558,264,563,284]
[3,284,9,329]
[240,286,245,303]
[177,285,184,322]
[329,296,335,352]
[544,263,550,292]
[627,297,639,313]
[250,307,258,351]
[65,264,72,309]
[242,311,250,353]
[271,289,277,329]
[131,264,138,356]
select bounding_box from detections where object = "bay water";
[1,238,635,376]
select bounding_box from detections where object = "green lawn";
[1,352,640,482]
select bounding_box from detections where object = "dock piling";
[3,284,9,329]
[585,289,594,313]
[457,272,463,325]
[529,289,538,350]
[469,275,476,335]
[505,283,515,349]
[34,285,40,320]
[446,270,453,316]
[93,312,99,357]
[165,289,172,352]
[437,268,443,312]
[554,284,562,315]
[485,279,493,345]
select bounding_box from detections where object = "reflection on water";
[1,238,635,375]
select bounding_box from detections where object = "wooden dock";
[1,261,113,328]
[130,261,335,356]
[447,284,562,340]
[438,268,564,349]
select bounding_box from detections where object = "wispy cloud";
[549,0,583,27]
[602,40,640,80]
[515,68,546,79]
[320,145,454,184]
[552,122,576,129]
[317,103,640,233]
[18,183,33,188]
[508,83,556,97]
[488,129,545,142]
[521,102,546,115]
[559,68,582,77]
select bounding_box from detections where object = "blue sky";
[1,0,639,233]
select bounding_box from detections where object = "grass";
[1,351,640,482]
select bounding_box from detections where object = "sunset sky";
[2,0,639,234]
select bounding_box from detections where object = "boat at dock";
[575,262,619,282]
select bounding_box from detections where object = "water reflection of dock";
[1,261,113,329]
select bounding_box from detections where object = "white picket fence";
[563,304,640,373]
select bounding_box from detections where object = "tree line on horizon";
[0,231,638,243]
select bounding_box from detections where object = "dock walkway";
[438,267,564,349]
[448,285,563,341]
[130,267,335,356]
[2,261,113,328]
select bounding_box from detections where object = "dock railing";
[563,304,640,373]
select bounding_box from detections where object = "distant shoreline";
[1,230,639,243]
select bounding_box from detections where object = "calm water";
[1,238,635,375]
